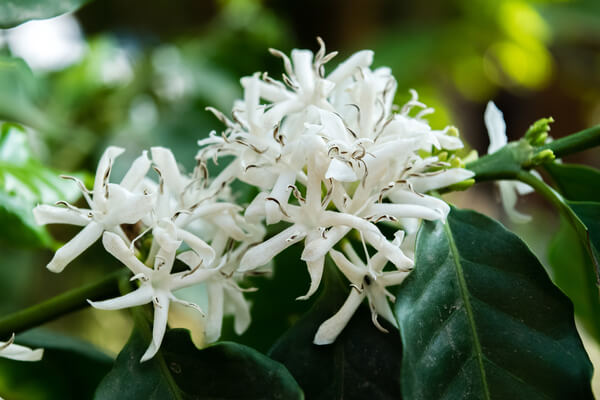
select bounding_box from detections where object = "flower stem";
[540,125,600,158]
[0,269,127,338]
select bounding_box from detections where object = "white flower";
[177,244,253,344]
[240,155,413,300]
[88,232,220,362]
[484,101,535,223]
[33,147,153,272]
[314,238,410,345]
[0,334,43,361]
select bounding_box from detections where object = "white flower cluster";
[34,40,473,361]
[34,146,261,361]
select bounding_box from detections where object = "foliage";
[0,1,599,399]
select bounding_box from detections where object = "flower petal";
[328,249,364,283]
[484,101,507,154]
[498,181,531,223]
[120,150,151,191]
[239,225,306,271]
[93,146,125,208]
[325,159,357,182]
[88,284,153,310]
[327,50,373,84]
[102,231,150,276]
[47,222,104,273]
[141,294,170,362]
[33,204,91,226]
[205,283,224,343]
[223,284,251,335]
[0,341,43,361]
[313,290,364,345]
[151,147,186,196]
[296,256,325,300]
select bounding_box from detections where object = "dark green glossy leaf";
[542,162,600,339]
[544,163,600,202]
[0,123,83,248]
[548,215,600,342]
[0,329,113,400]
[0,0,90,28]
[269,265,403,400]
[395,207,593,399]
[95,328,303,400]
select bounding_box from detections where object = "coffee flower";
[33,147,153,272]
[88,232,220,362]
[315,239,411,344]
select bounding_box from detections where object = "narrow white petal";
[328,249,364,283]
[104,184,153,226]
[176,228,215,264]
[313,290,364,345]
[498,181,531,223]
[205,283,224,343]
[363,230,413,271]
[102,232,150,276]
[171,268,220,290]
[88,285,153,310]
[0,341,44,361]
[223,285,251,335]
[242,73,260,128]
[120,150,151,191]
[151,147,186,195]
[484,101,507,154]
[153,222,181,254]
[325,159,357,182]
[410,168,474,193]
[245,192,268,222]
[433,132,464,150]
[266,171,296,225]
[387,190,450,219]
[239,225,306,271]
[301,226,350,262]
[47,222,104,273]
[93,146,125,207]
[209,214,246,241]
[292,49,315,94]
[251,79,291,103]
[33,204,90,226]
[379,271,411,286]
[141,294,170,362]
[365,203,442,221]
[297,256,325,300]
[327,50,373,84]
[368,287,397,327]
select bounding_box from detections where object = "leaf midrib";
[443,221,491,400]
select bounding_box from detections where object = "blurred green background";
[0,0,599,389]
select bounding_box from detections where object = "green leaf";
[0,122,83,248]
[269,265,403,400]
[0,329,113,400]
[528,164,600,342]
[548,215,600,342]
[95,328,303,399]
[544,163,600,202]
[0,0,91,28]
[0,57,48,129]
[395,207,593,399]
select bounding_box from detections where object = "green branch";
[0,269,127,338]
[466,124,600,182]
[540,125,600,159]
